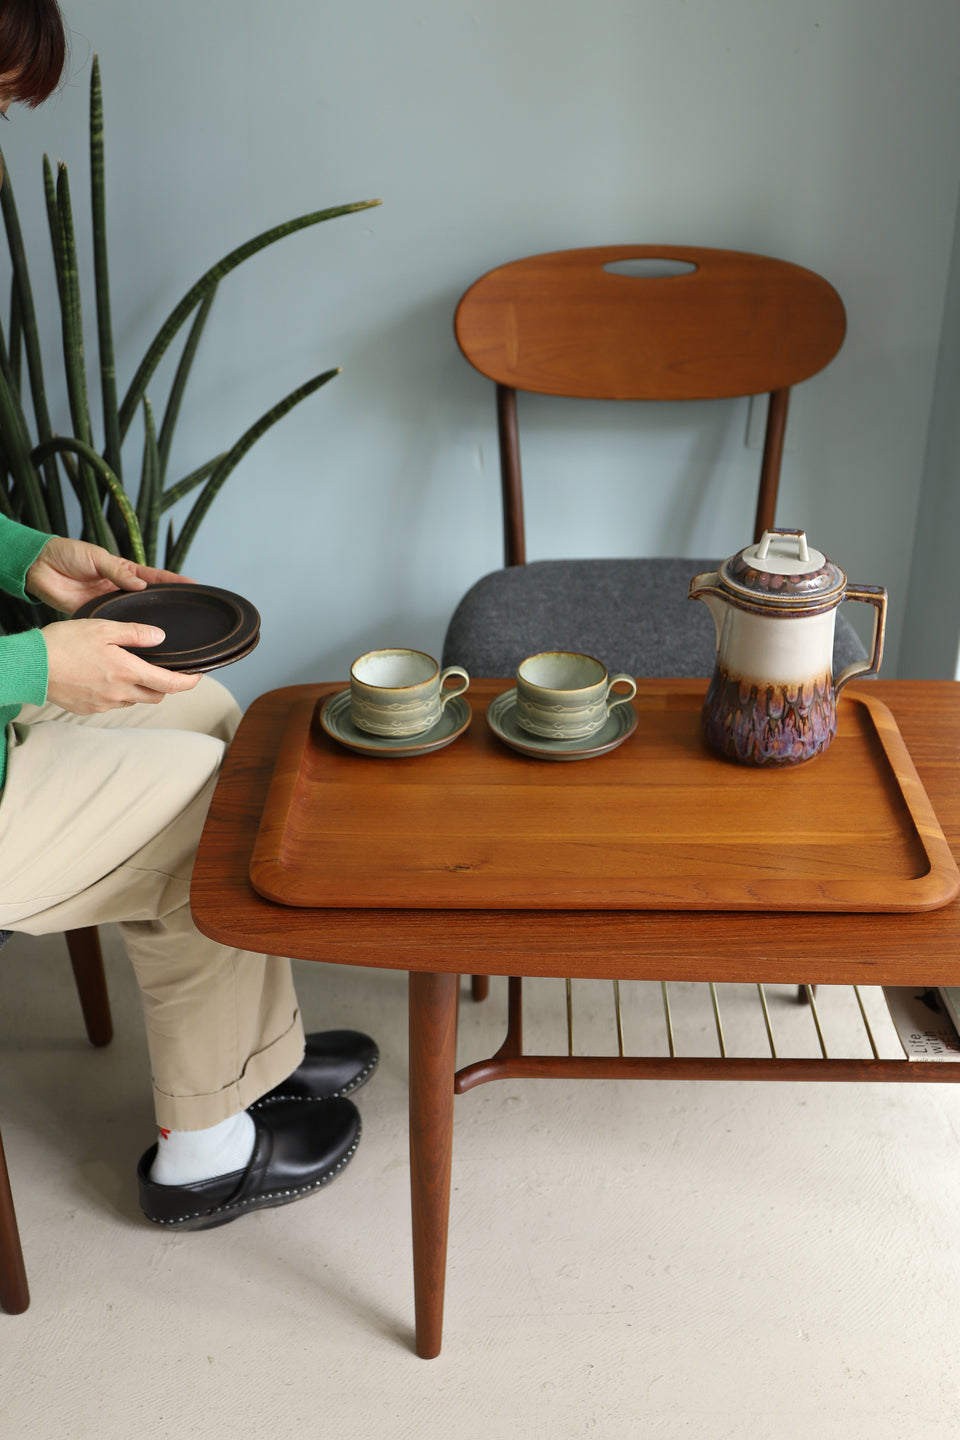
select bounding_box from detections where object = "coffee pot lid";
[719,529,846,607]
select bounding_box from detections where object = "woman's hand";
[25,536,192,615]
[41,618,201,713]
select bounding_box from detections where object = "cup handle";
[438,666,470,711]
[834,586,887,696]
[605,672,638,712]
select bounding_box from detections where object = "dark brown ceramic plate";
[74,583,261,673]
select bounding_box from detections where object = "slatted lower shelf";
[455,979,960,1091]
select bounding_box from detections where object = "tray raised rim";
[249,683,960,914]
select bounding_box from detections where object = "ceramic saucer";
[74,583,260,673]
[317,689,472,758]
[486,687,637,761]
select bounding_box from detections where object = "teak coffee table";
[191,678,960,1357]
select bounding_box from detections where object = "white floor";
[2,927,960,1439]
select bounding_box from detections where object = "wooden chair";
[0,926,112,1314]
[442,245,864,1002]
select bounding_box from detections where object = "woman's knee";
[192,675,243,741]
[153,675,243,742]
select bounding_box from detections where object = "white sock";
[149,1111,256,1186]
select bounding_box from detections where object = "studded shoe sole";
[137,1097,362,1231]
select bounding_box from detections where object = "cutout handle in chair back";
[455,245,846,401]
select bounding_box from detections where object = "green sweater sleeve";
[0,513,53,598]
[0,628,48,707]
[0,515,53,715]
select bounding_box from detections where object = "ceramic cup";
[349,648,470,737]
[515,651,637,740]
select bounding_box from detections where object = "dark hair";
[0,0,66,108]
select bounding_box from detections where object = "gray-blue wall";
[4,0,959,703]
[900,184,960,681]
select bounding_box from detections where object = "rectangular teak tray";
[249,681,959,913]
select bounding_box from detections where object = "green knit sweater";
[0,514,54,789]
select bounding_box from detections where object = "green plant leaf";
[157,284,217,486]
[0,154,66,532]
[47,161,112,549]
[118,199,380,439]
[165,367,340,571]
[160,452,226,511]
[54,165,95,450]
[30,436,145,562]
[42,155,65,309]
[90,54,122,482]
[54,447,118,556]
[0,324,51,531]
[138,397,161,566]
[8,280,22,395]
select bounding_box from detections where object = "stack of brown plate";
[74,583,260,674]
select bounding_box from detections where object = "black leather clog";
[251,1029,379,1108]
[137,1097,361,1231]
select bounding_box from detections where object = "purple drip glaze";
[702,666,837,766]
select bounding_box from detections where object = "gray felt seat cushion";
[442,557,868,679]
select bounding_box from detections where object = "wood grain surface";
[455,246,846,400]
[191,679,960,985]
[249,686,957,913]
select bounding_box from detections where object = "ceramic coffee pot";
[688,529,887,766]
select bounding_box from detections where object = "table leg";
[409,970,458,1359]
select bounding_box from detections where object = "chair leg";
[470,975,490,1003]
[66,927,113,1048]
[0,927,111,1317]
[0,1126,29,1314]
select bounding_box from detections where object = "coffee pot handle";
[835,585,887,695]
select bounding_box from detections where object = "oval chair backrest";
[454,245,846,401]
[454,245,847,562]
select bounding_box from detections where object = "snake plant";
[0,56,379,631]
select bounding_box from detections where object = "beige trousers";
[0,676,304,1130]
